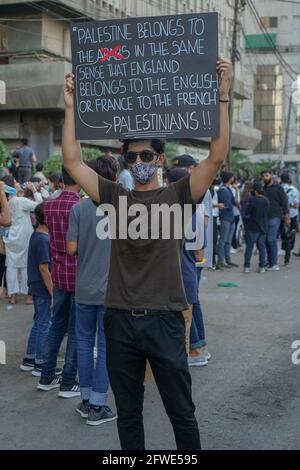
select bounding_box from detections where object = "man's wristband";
[220,99,230,103]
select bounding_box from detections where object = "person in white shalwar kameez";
[4,182,43,303]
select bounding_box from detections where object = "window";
[260,17,278,28]
[233,99,243,123]
[0,24,7,51]
[254,65,283,153]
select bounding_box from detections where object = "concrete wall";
[42,16,70,58]
[7,17,42,55]
[0,110,63,160]
[244,0,300,155]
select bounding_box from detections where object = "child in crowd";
[20,203,54,377]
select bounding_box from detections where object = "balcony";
[0,60,71,110]
[231,121,262,151]
[0,1,125,21]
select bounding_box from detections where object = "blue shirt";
[27,231,51,299]
[15,146,34,168]
[218,185,235,222]
[181,207,205,304]
[118,169,134,191]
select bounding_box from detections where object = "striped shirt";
[44,190,80,292]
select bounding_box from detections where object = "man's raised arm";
[62,73,100,203]
[190,58,233,203]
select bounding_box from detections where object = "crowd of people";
[0,58,299,450]
[1,147,299,438]
[210,169,299,273]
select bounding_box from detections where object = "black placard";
[70,13,219,141]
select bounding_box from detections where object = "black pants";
[0,254,7,288]
[232,215,241,249]
[213,216,218,266]
[290,216,298,251]
[282,216,298,263]
[104,309,201,451]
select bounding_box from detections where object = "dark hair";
[36,163,43,172]
[22,138,28,146]
[252,181,264,195]
[48,172,60,183]
[281,173,290,184]
[221,171,234,184]
[241,180,253,204]
[48,172,61,190]
[34,203,45,226]
[168,168,189,183]
[24,187,34,199]
[62,166,77,186]
[121,139,165,155]
[86,156,119,182]
[30,176,41,183]
[1,175,15,188]
[261,170,272,177]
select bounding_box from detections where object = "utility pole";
[282,93,293,168]
[227,0,240,170]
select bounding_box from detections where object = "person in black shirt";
[244,182,269,273]
[62,59,234,451]
[261,171,289,271]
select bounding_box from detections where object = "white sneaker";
[204,350,211,361]
[244,267,250,273]
[188,354,208,367]
[277,249,285,256]
[266,265,280,272]
[258,267,266,273]
[230,248,238,254]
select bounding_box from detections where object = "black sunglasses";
[124,150,158,164]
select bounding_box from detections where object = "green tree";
[164,142,180,167]
[230,151,276,179]
[0,140,9,174]
[43,153,63,176]
[43,147,102,176]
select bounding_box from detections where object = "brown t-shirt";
[97,175,196,312]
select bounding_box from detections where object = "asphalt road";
[1,248,300,450]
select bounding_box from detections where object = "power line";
[246,0,299,80]
[273,0,300,4]
[246,0,297,78]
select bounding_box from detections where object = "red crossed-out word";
[99,44,124,62]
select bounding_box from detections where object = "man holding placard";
[63,12,233,452]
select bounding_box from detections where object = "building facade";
[244,0,300,169]
[0,0,261,161]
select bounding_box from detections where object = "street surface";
[1,249,300,450]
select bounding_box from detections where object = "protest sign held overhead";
[71,13,219,141]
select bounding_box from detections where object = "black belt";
[108,308,181,317]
